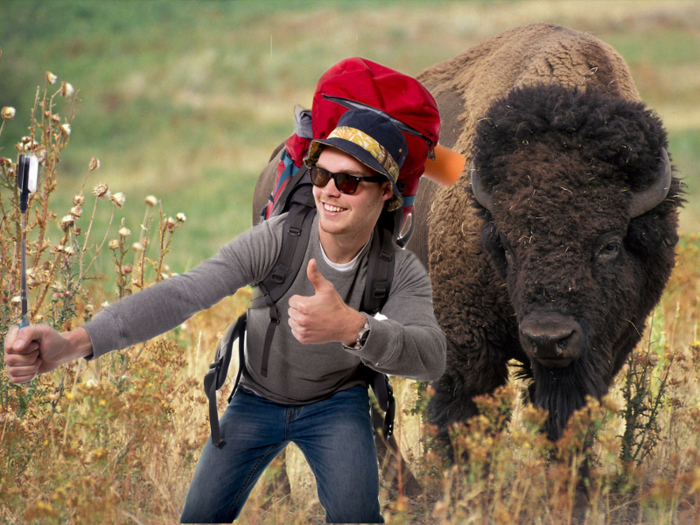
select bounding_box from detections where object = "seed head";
[89,157,100,171]
[176,212,187,222]
[34,146,47,163]
[60,81,75,98]
[110,192,126,208]
[144,195,158,207]
[73,194,85,206]
[64,246,76,256]
[132,242,145,251]
[60,123,71,136]
[1,106,16,120]
[93,183,109,198]
[70,206,83,218]
[59,215,75,231]
[19,137,38,152]
[45,71,58,84]
[119,226,131,238]
[108,239,120,250]
[11,296,21,305]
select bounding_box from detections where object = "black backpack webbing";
[360,215,397,439]
[204,168,397,447]
[203,314,247,448]
[258,202,316,378]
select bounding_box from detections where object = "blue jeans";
[180,386,383,523]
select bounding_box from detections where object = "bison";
[411,23,683,444]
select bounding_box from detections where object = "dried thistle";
[1,106,16,120]
[110,192,126,208]
[45,71,58,84]
[59,215,75,231]
[144,195,158,207]
[59,81,75,98]
[93,183,109,198]
[88,157,100,171]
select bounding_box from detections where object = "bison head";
[470,84,681,438]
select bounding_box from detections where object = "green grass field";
[1,0,699,274]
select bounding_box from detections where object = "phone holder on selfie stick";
[17,154,38,329]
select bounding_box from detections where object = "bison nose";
[519,312,583,368]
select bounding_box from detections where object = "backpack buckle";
[270,268,286,284]
[373,284,388,301]
[288,226,302,236]
[269,305,280,325]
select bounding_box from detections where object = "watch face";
[358,322,370,344]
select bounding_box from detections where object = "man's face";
[312,147,392,245]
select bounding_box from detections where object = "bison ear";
[628,149,672,218]
[470,161,494,211]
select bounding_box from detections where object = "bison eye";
[595,236,622,262]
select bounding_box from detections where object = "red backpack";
[262,57,441,241]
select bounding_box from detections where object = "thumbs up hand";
[305,257,335,296]
[288,259,366,346]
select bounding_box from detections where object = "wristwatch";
[346,319,371,350]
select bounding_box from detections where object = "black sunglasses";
[309,165,386,195]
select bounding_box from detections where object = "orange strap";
[422,144,466,186]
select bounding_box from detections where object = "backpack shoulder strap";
[360,213,398,439]
[256,193,316,378]
[361,217,396,315]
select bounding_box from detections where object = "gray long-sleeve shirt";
[83,213,446,405]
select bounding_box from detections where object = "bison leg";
[371,404,423,498]
[427,336,511,453]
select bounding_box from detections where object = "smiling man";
[4,108,446,523]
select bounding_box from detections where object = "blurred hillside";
[1,0,699,274]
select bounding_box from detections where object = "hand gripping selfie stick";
[17,154,38,329]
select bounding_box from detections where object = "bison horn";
[629,149,672,218]
[470,160,494,211]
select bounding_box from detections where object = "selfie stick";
[17,154,38,329]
